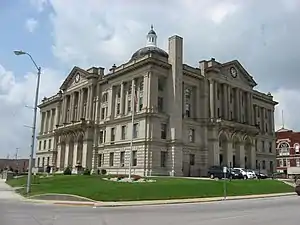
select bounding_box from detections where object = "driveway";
[0,179,24,200]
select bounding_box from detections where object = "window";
[295,144,300,154]
[158,97,163,112]
[230,111,233,120]
[117,89,121,98]
[48,139,52,149]
[139,80,144,91]
[133,123,138,138]
[39,141,41,150]
[158,78,164,91]
[37,158,40,167]
[110,128,115,143]
[116,103,120,115]
[269,142,272,153]
[139,97,143,111]
[109,152,114,166]
[43,140,47,150]
[262,141,265,152]
[132,151,137,166]
[101,108,105,119]
[190,154,195,166]
[297,159,300,167]
[98,154,103,167]
[185,103,191,117]
[188,128,195,143]
[127,100,131,113]
[217,108,220,118]
[47,157,50,165]
[255,140,258,151]
[102,93,108,102]
[185,88,191,99]
[283,159,287,167]
[99,130,106,144]
[120,151,125,167]
[262,160,266,169]
[278,142,290,156]
[270,161,274,172]
[161,123,167,139]
[42,157,45,167]
[121,125,126,140]
[161,151,167,167]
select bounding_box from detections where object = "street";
[0,195,299,225]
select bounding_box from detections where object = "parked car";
[295,179,300,196]
[246,169,257,179]
[230,169,245,179]
[208,166,231,179]
[233,168,255,179]
[253,170,268,179]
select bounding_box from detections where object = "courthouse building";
[35,26,278,176]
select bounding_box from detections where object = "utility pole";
[15,148,19,173]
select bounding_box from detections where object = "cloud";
[25,18,38,33]
[30,0,49,12]
[0,64,63,158]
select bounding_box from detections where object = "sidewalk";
[25,192,296,207]
[0,179,24,200]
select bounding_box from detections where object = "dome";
[131,46,169,60]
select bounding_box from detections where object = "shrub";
[83,168,91,175]
[63,167,72,175]
[101,169,107,175]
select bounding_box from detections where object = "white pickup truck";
[233,168,256,179]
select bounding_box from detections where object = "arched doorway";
[68,137,74,168]
[244,137,252,169]
[232,136,240,167]
[219,132,228,166]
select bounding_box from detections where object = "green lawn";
[6,175,294,202]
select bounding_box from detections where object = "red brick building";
[276,128,300,175]
[0,158,33,173]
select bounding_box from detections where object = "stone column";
[120,82,125,114]
[85,86,91,119]
[237,143,245,168]
[249,94,254,125]
[223,83,228,119]
[78,89,83,120]
[111,85,116,118]
[247,92,251,124]
[94,84,100,122]
[82,141,88,168]
[88,85,95,120]
[70,93,75,122]
[235,88,239,122]
[250,144,256,169]
[64,142,69,168]
[227,85,231,119]
[209,80,215,119]
[131,79,136,113]
[225,141,233,167]
[40,112,45,134]
[143,74,149,111]
[271,109,275,134]
[214,81,218,118]
[262,108,266,132]
[62,97,68,124]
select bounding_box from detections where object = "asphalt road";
[1,196,299,225]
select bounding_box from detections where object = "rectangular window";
[158,97,163,112]
[109,152,114,166]
[127,100,131,113]
[121,125,126,140]
[39,141,41,150]
[190,154,195,166]
[139,96,143,111]
[185,103,191,117]
[98,154,103,167]
[262,141,265,152]
[133,123,138,138]
[116,103,120,115]
[37,158,40,167]
[161,151,167,167]
[111,128,115,143]
[99,130,104,144]
[43,140,47,150]
[101,108,105,119]
[120,151,125,167]
[269,142,272,153]
[188,128,195,143]
[48,139,52,149]
[161,123,167,139]
[47,157,50,165]
[262,160,266,169]
[132,151,137,166]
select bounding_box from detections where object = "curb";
[24,192,296,207]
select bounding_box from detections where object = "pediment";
[221,60,257,88]
[60,66,89,91]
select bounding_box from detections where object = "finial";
[151,24,153,30]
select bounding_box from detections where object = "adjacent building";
[276,127,300,175]
[35,26,278,176]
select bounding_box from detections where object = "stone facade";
[35,27,278,176]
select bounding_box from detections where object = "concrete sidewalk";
[25,192,296,207]
[0,179,24,200]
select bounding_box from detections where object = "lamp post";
[14,50,41,194]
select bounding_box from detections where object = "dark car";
[254,170,268,179]
[295,178,300,196]
[208,166,232,179]
[230,169,244,179]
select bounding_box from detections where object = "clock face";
[75,73,80,83]
[230,67,237,78]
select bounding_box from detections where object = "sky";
[0,0,300,159]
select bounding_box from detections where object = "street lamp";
[14,50,41,194]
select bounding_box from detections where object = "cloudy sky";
[0,0,299,158]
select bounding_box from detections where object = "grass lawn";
[6,175,294,202]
